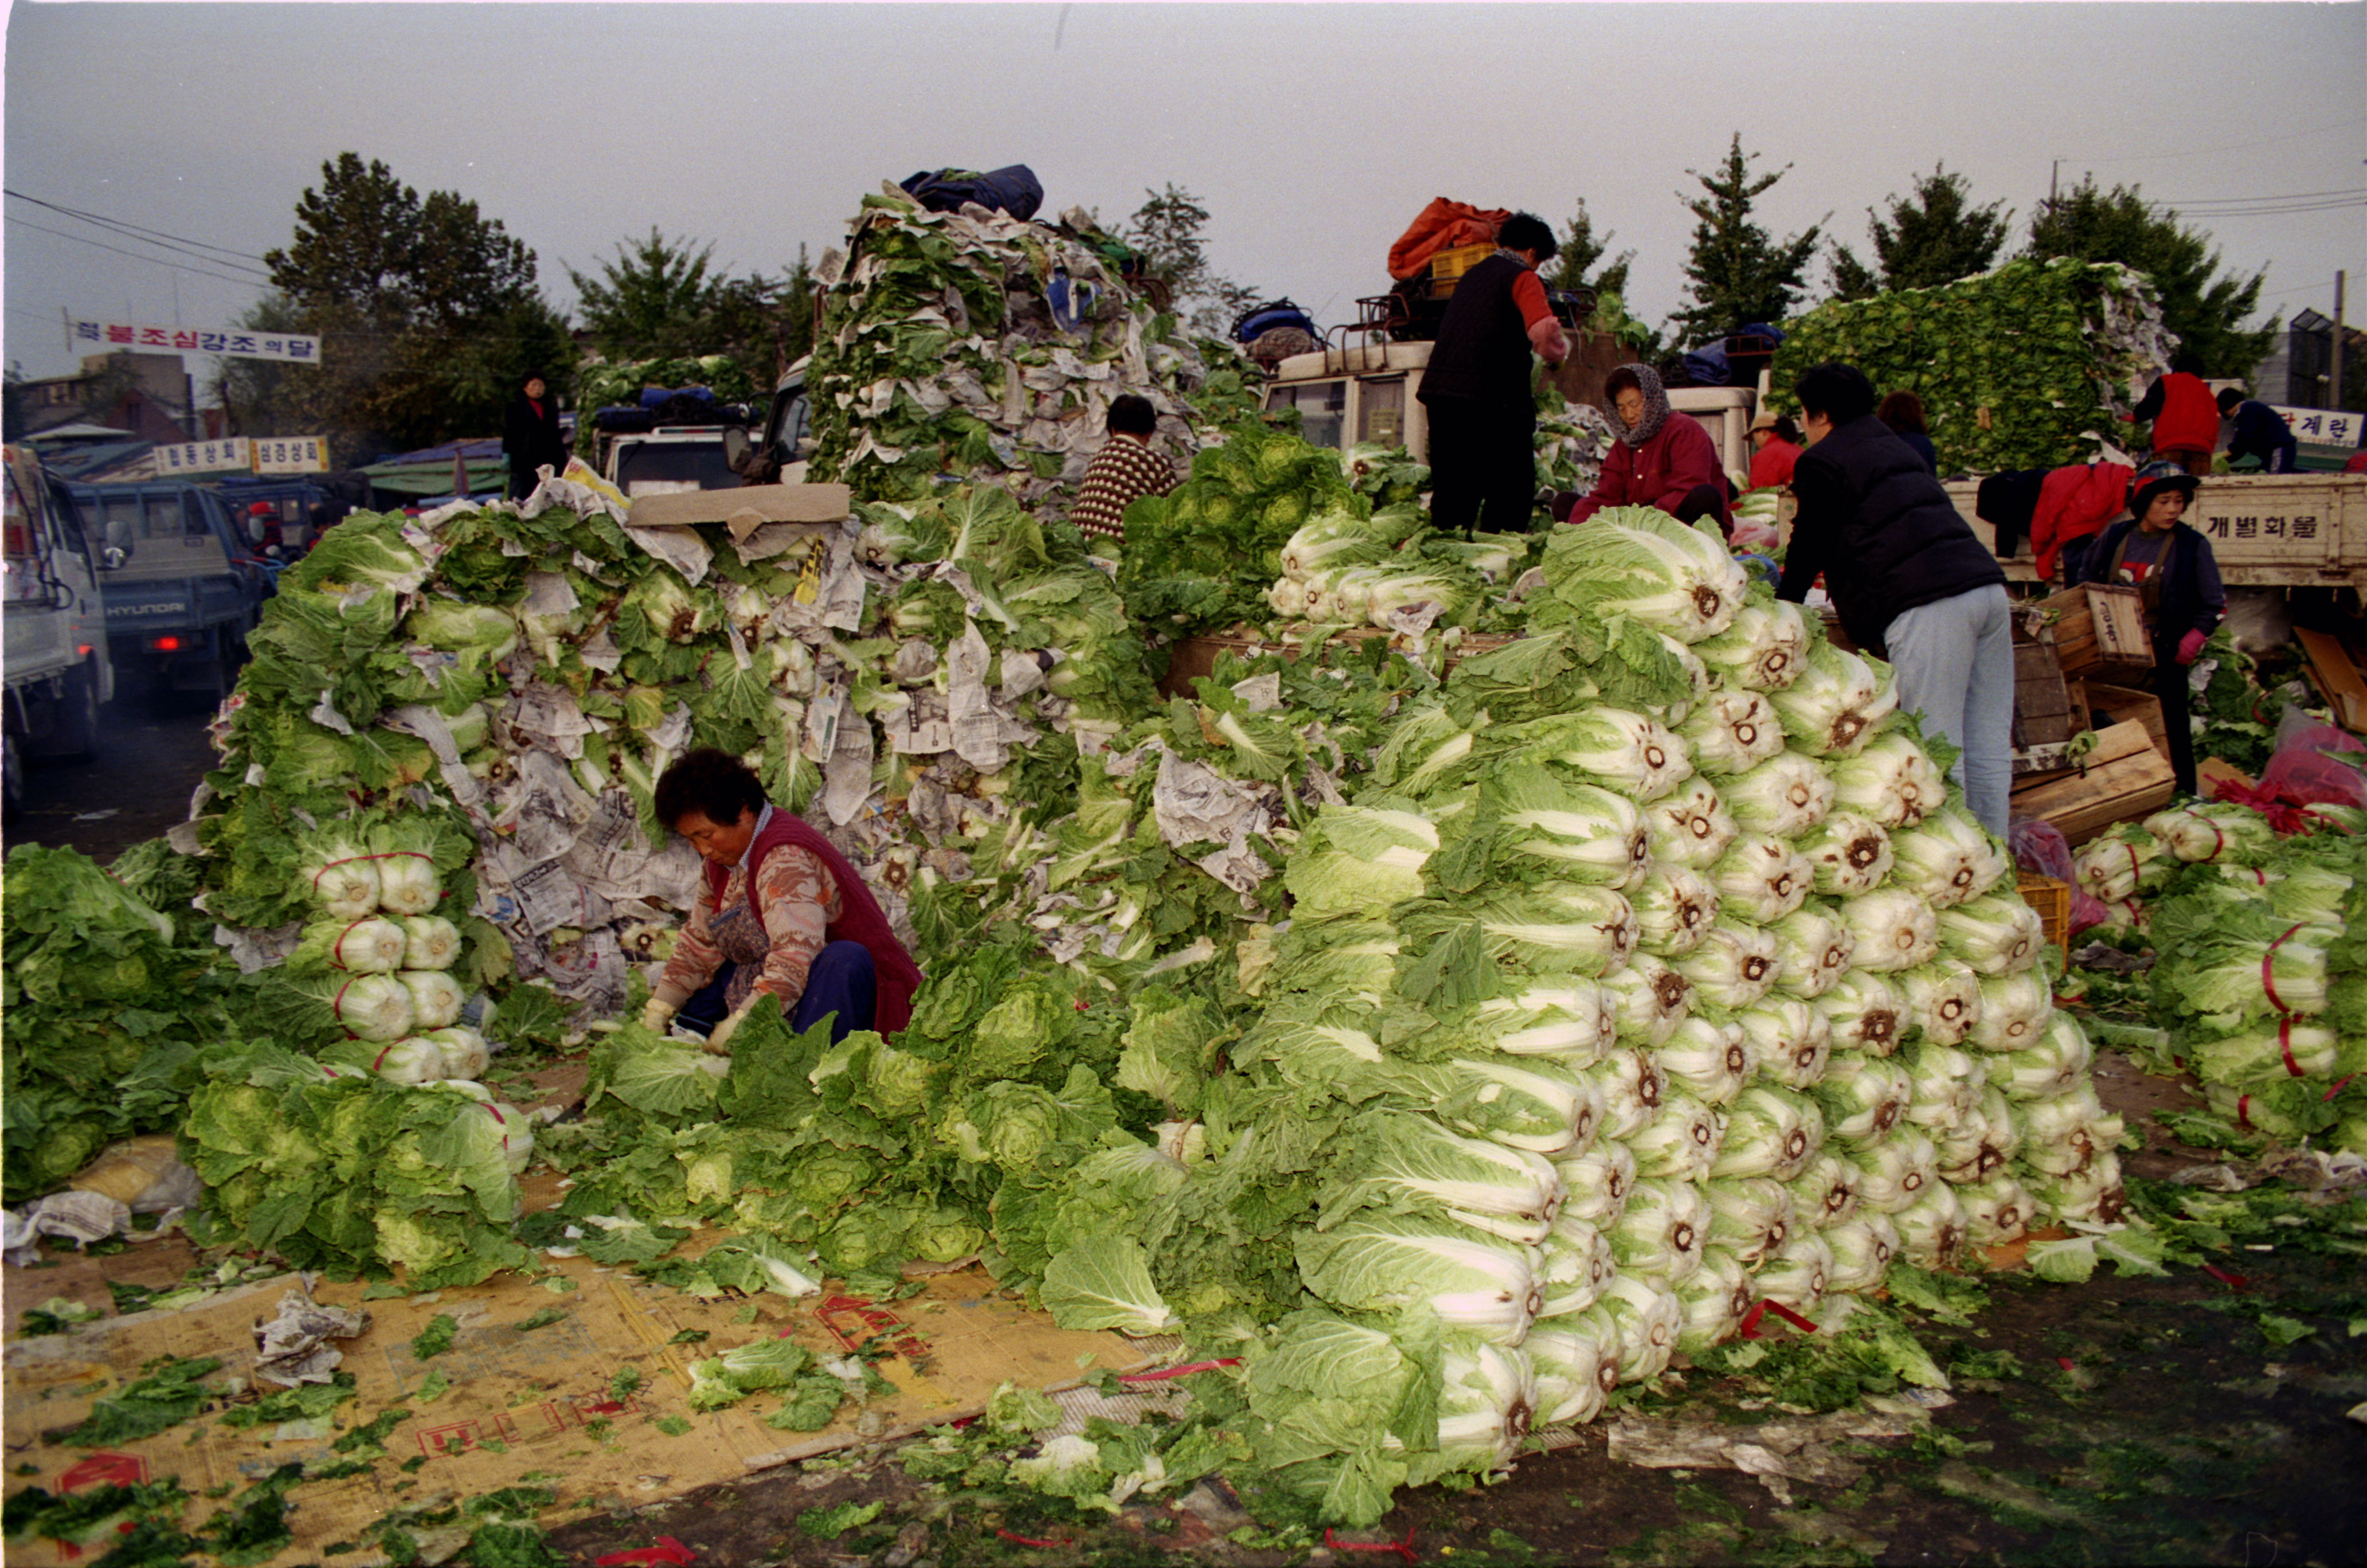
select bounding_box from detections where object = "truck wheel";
[2,737,23,825]
[53,659,101,762]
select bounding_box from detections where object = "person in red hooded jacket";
[2129,353,2220,476]
[1564,362,1728,530]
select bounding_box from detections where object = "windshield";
[616,441,738,496]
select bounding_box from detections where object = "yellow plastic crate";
[1429,243,1494,282]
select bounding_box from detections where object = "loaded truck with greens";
[68,478,270,707]
[3,444,114,817]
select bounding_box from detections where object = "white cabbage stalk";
[1600,955,1693,1049]
[1722,753,1836,839]
[1525,1323,1611,1426]
[1816,1055,1913,1145]
[1674,1249,1756,1354]
[1594,1274,1684,1383]
[1523,708,1695,802]
[1709,1085,1826,1182]
[1282,508,1395,579]
[2018,1086,2125,1177]
[1693,600,1808,692]
[1535,1215,1618,1318]
[1585,1050,1668,1143]
[1769,907,1855,1000]
[334,973,417,1042]
[1892,1182,1967,1266]
[2142,801,2280,865]
[1756,1229,1834,1311]
[1425,1055,1598,1155]
[1266,577,1310,619]
[2266,862,2354,926]
[1605,1178,1709,1283]
[1736,1000,1833,1090]
[1824,1215,1900,1293]
[375,853,443,917]
[1788,1151,1864,1230]
[1678,689,1787,776]
[1767,642,1896,757]
[1838,889,1939,972]
[371,1037,444,1086]
[482,1100,535,1176]
[1897,964,1983,1047]
[1642,777,1737,868]
[1900,1043,1983,1132]
[1989,1014,2093,1101]
[2072,826,2166,904]
[1470,984,1618,1065]
[1670,923,1782,1010]
[1553,1140,1637,1229]
[1498,781,1651,889]
[1889,810,2008,910]
[1704,1176,1795,1265]
[1629,864,1720,958]
[2025,1153,2126,1226]
[302,836,381,920]
[1796,812,1895,898]
[1344,1112,1568,1243]
[1936,893,2044,975]
[398,914,463,972]
[1435,1335,1539,1473]
[1935,1086,2023,1185]
[1625,1089,1726,1182]
[1853,1131,1938,1214]
[1466,884,1640,979]
[1542,508,1747,644]
[1651,633,1713,718]
[308,915,408,973]
[1830,733,1949,828]
[1295,1215,1543,1346]
[1655,1017,1754,1107]
[399,970,466,1033]
[422,1026,491,1081]
[1967,971,2055,1054]
[1958,1172,2034,1246]
[1818,970,1905,1056]
[2189,1022,2351,1088]
[1708,835,1814,925]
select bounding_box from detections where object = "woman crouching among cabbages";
[638,748,923,1050]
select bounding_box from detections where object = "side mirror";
[721,427,751,471]
[104,519,135,562]
[101,545,127,571]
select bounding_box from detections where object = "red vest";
[2151,373,2219,455]
[706,807,925,1039]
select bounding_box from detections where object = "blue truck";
[68,478,272,708]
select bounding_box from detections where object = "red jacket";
[707,809,925,1039]
[2029,462,2133,581]
[1567,414,1727,526]
[1748,436,1801,491]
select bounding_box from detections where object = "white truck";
[3,444,116,819]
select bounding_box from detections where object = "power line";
[2071,114,2367,166]
[2158,186,2367,208]
[3,217,267,291]
[3,188,270,267]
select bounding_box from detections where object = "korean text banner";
[72,320,322,364]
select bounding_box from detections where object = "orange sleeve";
[1511,270,1552,328]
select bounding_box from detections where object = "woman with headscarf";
[1563,363,1729,530]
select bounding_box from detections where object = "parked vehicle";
[3,445,115,818]
[68,478,269,709]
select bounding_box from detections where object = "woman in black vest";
[2073,462,2225,796]
[1416,213,1568,535]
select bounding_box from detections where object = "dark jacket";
[503,393,567,488]
[1894,429,1938,475]
[1777,414,2005,654]
[2225,400,2298,472]
[1418,252,1536,410]
[2075,518,2224,652]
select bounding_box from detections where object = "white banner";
[253,436,329,474]
[71,319,322,365]
[2270,405,2364,448]
[155,439,252,475]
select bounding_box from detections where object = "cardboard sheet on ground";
[5,1257,1173,1566]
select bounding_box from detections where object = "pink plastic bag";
[2254,720,2367,810]
[2008,818,2112,934]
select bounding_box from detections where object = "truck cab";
[605,427,751,498]
[69,478,268,707]
[3,445,115,816]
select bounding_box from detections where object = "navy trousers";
[676,940,877,1045]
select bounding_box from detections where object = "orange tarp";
[1387,199,1508,281]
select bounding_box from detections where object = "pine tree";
[1827,164,2012,301]
[1548,201,1634,299]
[2025,178,2274,378]
[1671,135,1823,348]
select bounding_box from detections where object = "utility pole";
[2049,161,2059,213]
[2333,271,2346,414]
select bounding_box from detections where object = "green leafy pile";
[1,844,238,1201]
[1769,257,2171,472]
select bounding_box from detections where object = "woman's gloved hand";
[639,998,677,1033]
[2176,628,2209,665]
[706,1003,757,1052]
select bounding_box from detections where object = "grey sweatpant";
[1883,584,2015,836]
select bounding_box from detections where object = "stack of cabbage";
[1014,508,2104,1524]
[804,186,1253,513]
[2071,801,2285,926]
[1262,502,1528,634]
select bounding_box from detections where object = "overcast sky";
[3,2,2361,395]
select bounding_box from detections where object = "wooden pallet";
[2008,719,2176,844]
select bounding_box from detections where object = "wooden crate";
[2039,583,2155,684]
[2078,680,2167,758]
[2016,870,2073,965]
[2013,640,2077,748]
[2008,719,2176,844]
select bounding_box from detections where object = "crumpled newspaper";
[252,1289,373,1387]
[2,1192,133,1265]
[1606,1389,1953,1504]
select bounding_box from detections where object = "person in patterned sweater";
[1067,394,1177,541]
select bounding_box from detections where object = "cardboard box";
[2008,719,2176,844]
[625,482,851,543]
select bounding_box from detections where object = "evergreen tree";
[1826,164,2012,301]
[569,229,803,382]
[1125,184,1258,337]
[1549,201,1634,300]
[1671,135,1824,347]
[2025,177,2275,378]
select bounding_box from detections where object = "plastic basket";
[1429,243,1494,283]
[2016,870,2072,965]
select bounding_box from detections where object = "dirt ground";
[1,690,217,862]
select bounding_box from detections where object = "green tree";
[2024,177,2275,378]
[1549,201,1634,300]
[572,232,819,386]
[1826,163,2012,302]
[1124,184,1258,337]
[1671,135,1824,347]
[230,153,573,462]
